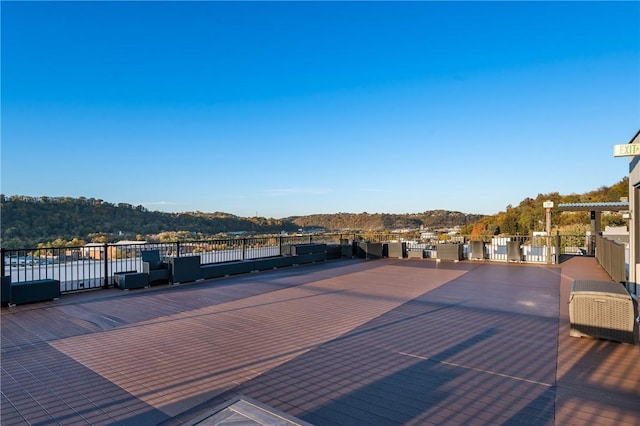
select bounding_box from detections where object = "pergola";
[557,201,629,254]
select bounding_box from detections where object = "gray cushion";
[148,259,163,270]
[142,250,163,270]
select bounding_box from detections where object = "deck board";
[2,257,638,425]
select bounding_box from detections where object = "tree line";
[0,195,483,249]
[1,177,628,249]
[459,177,629,236]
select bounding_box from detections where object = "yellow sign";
[614,144,640,157]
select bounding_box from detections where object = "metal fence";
[1,235,329,293]
[403,235,562,263]
[1,232,598,294]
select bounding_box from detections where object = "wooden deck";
[1,257,638,425]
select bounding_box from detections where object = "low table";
[114,272,149,290]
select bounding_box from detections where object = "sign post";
[543,201,553,264]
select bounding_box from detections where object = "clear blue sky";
[2,1,639,218]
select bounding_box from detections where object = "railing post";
[555,231,561,264]
[279,236,283,256]
[103,243,109,288]
[176,241,181,257]
[1,247,5,278]
[242,238,246,260]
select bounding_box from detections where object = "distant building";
[82,241,146,260]
[602,225,629,244]
[421,231,436,240]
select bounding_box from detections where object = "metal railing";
[403,235,563,263]
[1,235,332,293]
[595,235,627,283]
[1,232,599,295]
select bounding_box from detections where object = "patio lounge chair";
[142,250,170,283]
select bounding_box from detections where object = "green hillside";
[0,196,299,249]
[0,178,628,248]
[285,210,484,232]
[0,195,483,249]
[461,177,629,236]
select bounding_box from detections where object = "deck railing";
[2,232,595,294]
[595,235,627,283]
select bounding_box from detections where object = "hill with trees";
[460,177,629,236]
[284,210,483,232]
[1,178,628,249]
[0,196,299,249]
[0,195,483,249]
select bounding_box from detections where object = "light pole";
[543,200,554,264]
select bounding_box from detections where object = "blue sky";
[2,1,639,218]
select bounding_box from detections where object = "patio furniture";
[294,251,327,264]
[114,271,149,290]
[507,241,523,262]
[387,242,407,259]
[470,241,486,260]
[2,275,11,305]
[290,243,327,255]
[253,256,296,271]
[9,279,60,306]
[141,250,170,284]
[408,250,424,259]
[165,255,201,284]
[201,260,254,279]
[436,244,463,261]
[341,243,354,258]
[326,244,342,259]
[569,280,635,344]
[357,242,383,259]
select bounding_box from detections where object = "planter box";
[201,261,254,279]
[408,250,424,259]
[9,279,60,305]
[291,244,327,255]
[569,280,635,344]
[436,244,463,261]
[326,244,342,260]
[470,241,486,260]
[166,255,202,284]
[358,242,383,259]
[280,244,293,256]
[294,252,326,264]
[387,242,407,259]
[253,256,295,271]
[507,241,522,262]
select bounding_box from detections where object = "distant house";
[421,231,436,240]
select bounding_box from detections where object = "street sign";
[543,201,554,209]
[613,144,640,157]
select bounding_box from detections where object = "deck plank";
[2,257,638,426]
